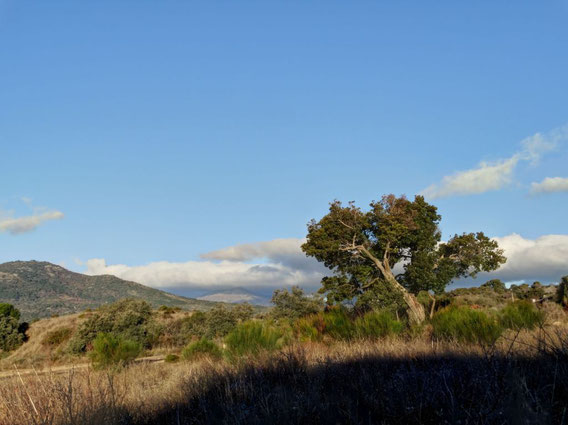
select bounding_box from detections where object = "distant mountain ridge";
[198,287,270,305]
[0,260,220,320]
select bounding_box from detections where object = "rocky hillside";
[0,261,219,320]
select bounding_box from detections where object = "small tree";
[302,195,506,323]
[481,279,506,294]
[270,286,323,320]
[0,304,26,352]
[89,333,141,369]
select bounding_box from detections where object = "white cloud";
[0,210,64,235]
[462,233,568,285]
[85,238,326,292]
[84,234,568,295]
[530,177,568,194]
[421,156,520,199]
[421,125,567,199]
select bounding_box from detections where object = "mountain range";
[197,287,270,305]
[0,260,221,320]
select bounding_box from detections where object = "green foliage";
[321,308,355,340]
[225,321,288,357]
[355,282,407,316]
[0,304,26,352]
[164,353,179,363]
[182,337,222,361]
[499,301,545,331]
[0,303,21,320]
[42,327,73,347]
[302,195,506,316]
[354,311,404,339]
[0,316,25,352]
[481,279,506,294]
[89,332,141,369]
[203,305,238,338]
[270,286,322,320]
[431,306,503,345]
[557,276,568,308]
[69,299,158,353]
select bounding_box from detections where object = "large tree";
[302,194,506,323]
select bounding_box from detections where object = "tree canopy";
[302,194,506,323]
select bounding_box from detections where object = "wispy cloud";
[530,177,568,195]
[0,210,64,235]
[421,125,567,199]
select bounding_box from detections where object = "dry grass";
[1,326,567,425]
[0,314,85,370]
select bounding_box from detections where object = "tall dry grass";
[0,326,566,425]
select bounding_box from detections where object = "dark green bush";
[557,276,568,308]
[182,337,222,361]
[499,301,545,331]
[431,306,502,345]
[42,327,73,347]
[69,299,158,353]
[89,332,141,369]
[270,286,323,320]
[225,321,287,357]
[354,311,404,339]
[322,308,355,340]
[0,304,27,352]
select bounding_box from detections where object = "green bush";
[431,306,502,345]
[499,301,544,331]
[182,337,222,361]
[0,304,27,352]
[225,321,287,357]
[354,311,404,339]
[164,353,180,363]
[322,308,355,340]
[69,299,158,353]
[42,327,73,347]
[270,286,323,320]
[89,333,141,369]
[557,276,568,308]
[294,314,324,342]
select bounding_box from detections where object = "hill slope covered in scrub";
[0,260,220,320]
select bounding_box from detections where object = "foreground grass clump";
[89,332,141,369]
[500,301,545,331]
[355,310,404,339]
[225,321,287,357]
[431,306,502,345]
[182,337,222,361]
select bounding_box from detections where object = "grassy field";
[1,325,567,425]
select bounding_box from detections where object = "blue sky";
[1,1,567,295]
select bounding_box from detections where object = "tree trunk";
[358,245,426,324]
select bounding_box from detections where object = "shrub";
[354,311,404,339]
[431,306,503,345]
[69,299,157,353]
[481,279,506,294]
[164,353,179,363]
[225,321,287,357]
[204,305,238,338]
[89,333,141,369]
[0,304,26,352]
[182,337,222,361]
[270,286,323,321]
[294,314,324,342]
[322,308,355,340]
[42,327,73,347]
[499,301,545,331]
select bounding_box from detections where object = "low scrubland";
[0,283,567,424]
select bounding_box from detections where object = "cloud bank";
[85,234,568,295]
[85,238,327,293]
[530,177,568,194]
[421,125,567,199]
[0,210,64,235]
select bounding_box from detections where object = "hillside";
[0,261,219,320]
